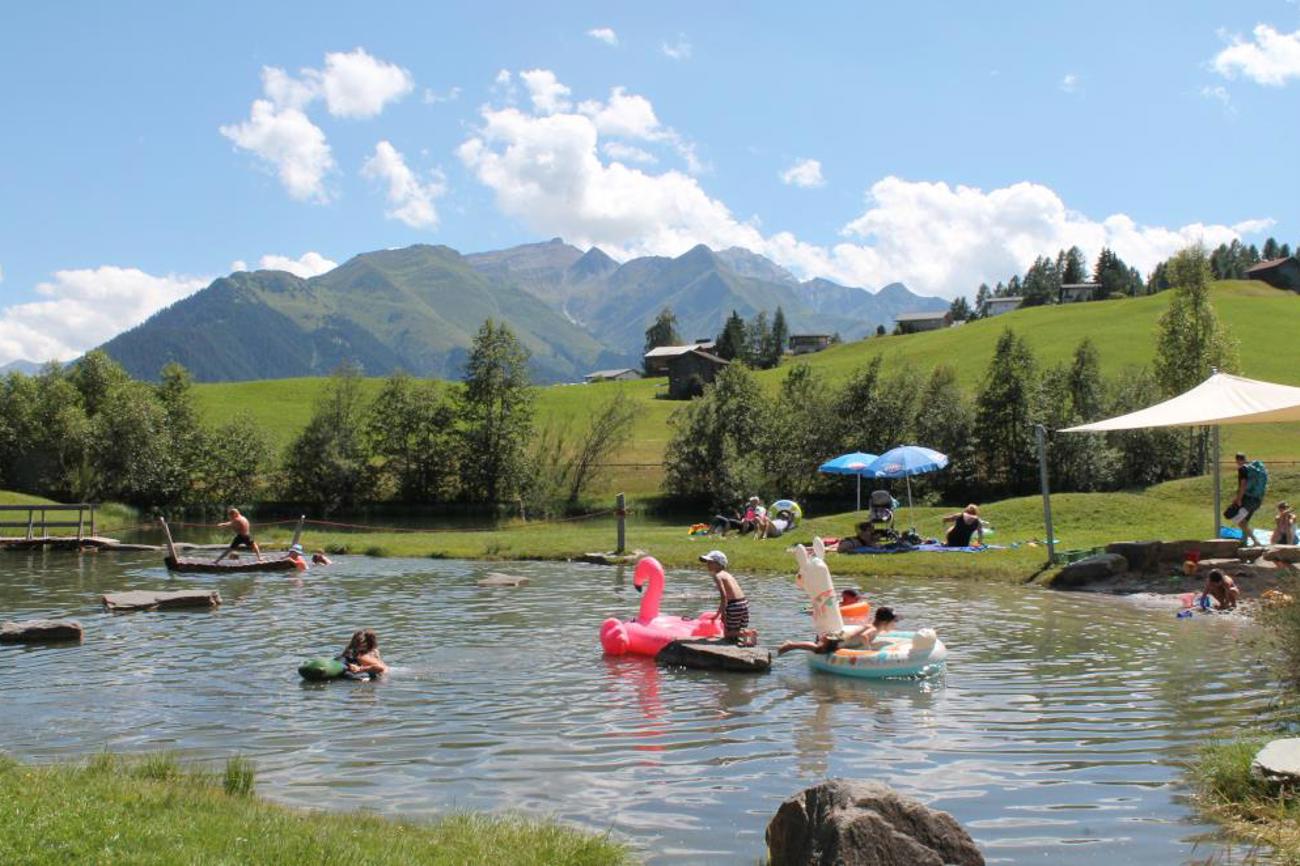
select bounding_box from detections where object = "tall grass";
[1190,740,1300,864]
[0,753,632,866]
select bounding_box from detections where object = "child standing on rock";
[699,550,757,646]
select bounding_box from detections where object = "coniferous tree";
[1022,256,1060,306]
[744,311,771,367]
[1263,237,1280,260]
[973,283,991,318]
[768,306,789,366]
[458,320,535,505]
[1061,246,1088,284]
[949,296,972,321]
[643,307,681,372]
[974,330,1039,495]
[714,310,748,361]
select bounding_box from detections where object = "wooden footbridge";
[0,503,133,550]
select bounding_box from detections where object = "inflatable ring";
[840,600,872,621]
[771,500,803,523]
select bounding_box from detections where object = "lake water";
[0,551,1278,864]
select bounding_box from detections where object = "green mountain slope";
[192,280,1300,496]
[102,245,622,383]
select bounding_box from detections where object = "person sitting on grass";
[778,606,899,655]
[1201,570,1240,611]
[942,504,984,548]
[1271,502,1297,546]
[339,628,388,677]
[835,521,878,552]
[756,508,794,540]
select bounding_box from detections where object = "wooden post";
[76,507,84,541]
[158,517,179,562]
[40,509,46,538]
[25,510,34,540]
[615,493,626,555]
[1035,425,1056,565]
[90,505,97,539]
[1212,425,1221,540]
[289,516,305,550]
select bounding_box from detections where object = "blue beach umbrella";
[865,445,950,522]
[818,451,879,511]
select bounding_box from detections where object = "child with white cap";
[699,550,756,645]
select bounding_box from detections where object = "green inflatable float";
[298,657,348,681]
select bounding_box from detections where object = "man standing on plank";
[214,507,262,563]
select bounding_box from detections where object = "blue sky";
[1,1,1298,364]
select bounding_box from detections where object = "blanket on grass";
[839,542,1002,554]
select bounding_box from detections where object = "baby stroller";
[867,490,900,544]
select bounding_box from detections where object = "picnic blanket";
[840,543,1001,555]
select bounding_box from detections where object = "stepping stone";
[1252,738,1300,785]
[656,638,772,673]
[477,572,531,587]
[102,590,221,612]
[0,619,84,643]
[1264,545,1300,563]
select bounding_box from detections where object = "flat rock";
[767,778,984,866]
[1157,539,1240,562]
[657,638,772,673]
[477,572,531,587]
[102,589,221,612]
[0,619,83,643]
[1106,541,1161,573]
[576,550,645,566]
[1252,738,1300,784]
[1051,553,1128,589]
[1264,545,1300,563]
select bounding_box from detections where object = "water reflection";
[0,551,1278,865]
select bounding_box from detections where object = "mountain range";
[99,240,947,383]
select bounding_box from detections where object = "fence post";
[26,510,34,540]
[615,493,626,555]
[77,507,84,541]
[1035,425,1055,565]
[91,505,97,539]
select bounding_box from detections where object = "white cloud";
[586,27,619,46]
[220,49,413,200]
[1212,24,1300,85]
[520,69,573,115]
[780,158,825,188]
[256,251,338,278]
[578,85,702,172]
[230,259,249,272]
[362,140,445,229]
[458,70,1266,299]
[0,267,209,365]
[602,141,657,164]
[423,85,461,104]
[1060,72,1080,93]
[661,35,692,60]
[1201,84,1234,112]
[219,96,335,202]
[315,48,414,118]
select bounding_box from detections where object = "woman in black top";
[942,504,983,548]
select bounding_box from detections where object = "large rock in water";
[767,779,984,866]
[656,638,772,673]
[102,590,222,612]
[1050,553,1128,589]
[1252,738,1300,785]
[0,619,84,643]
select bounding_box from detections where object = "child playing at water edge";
[778,607,899,655]
[339,629,388,677]
[1272,502,1297,546]
[699,550,757,646]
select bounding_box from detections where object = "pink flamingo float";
[599,556,722,656]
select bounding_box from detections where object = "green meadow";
[192,281,1300,498]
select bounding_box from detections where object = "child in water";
[699,550,757,646]
[778,607,899,655]
[339,629,389,677]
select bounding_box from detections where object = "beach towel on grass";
[840,543,999,554]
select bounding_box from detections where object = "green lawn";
[0,491,136,534]
[239,468,1300,586]
[192,281,1300,497]
[0,753,633,866]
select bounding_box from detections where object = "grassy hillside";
[193,281,1300,496]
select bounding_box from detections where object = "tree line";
[643,306,792,371]
[0,320,634,515]
[666,247,1238,508]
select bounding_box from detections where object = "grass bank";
[0,490,136,534]
[0,753,632,866]
[244,471,1300,586]
[1190,739,1300,864]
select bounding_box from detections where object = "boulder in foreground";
[767,778,984,866]
[0,619,84,643]
[656,638,772,673]
[1252,738,1300,786]
[1050,553,1127,588]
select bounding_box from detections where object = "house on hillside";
[985,296,1023,317]
[895,311,952,334]
[788,334,832,355]
[1246,256,1300,292]
[584,368,640,383]
[667,349,729,399]
[643,340,716,376]
[1060,282,1101,303]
